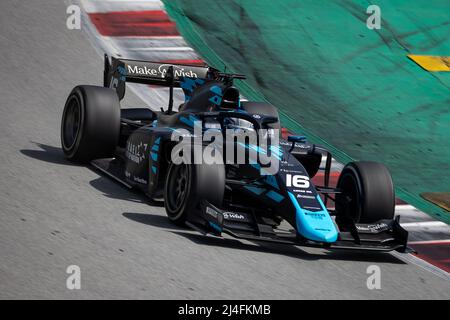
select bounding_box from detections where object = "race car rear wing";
[103,54,210,100]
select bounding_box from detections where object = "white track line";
[392,251,450,280]
[401,221,448,229]
[81,0,163,13]
[409,239,450,245]
[395,205,418,211]
[128,47,195,52]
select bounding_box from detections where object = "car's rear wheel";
[61,85,120,163]
[335,161,395,223]
[164,158,225,226]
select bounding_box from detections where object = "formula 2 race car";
[60,55,410,252]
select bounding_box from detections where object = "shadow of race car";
[61,55,410,253]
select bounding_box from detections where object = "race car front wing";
[187,201,412,253]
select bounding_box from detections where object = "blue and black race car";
[60,55,410,252]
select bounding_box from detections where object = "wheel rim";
[62,96,81,150]
[337,171,361,222]
[166,164,190,216]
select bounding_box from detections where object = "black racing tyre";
[61,85,120,163]
[335,161,395,223]
[164,159,225,226]
[241,101,281,130]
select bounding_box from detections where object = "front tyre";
[164,161,225,226]
[61,85,120,163]
[335,161,395,223]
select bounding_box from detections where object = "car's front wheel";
[335,161,395,224]
[164,160,225,226]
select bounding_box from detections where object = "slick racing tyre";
[61,85,120,163]
[164,158,225,226]
[335,161,395,223]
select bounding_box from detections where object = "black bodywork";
[92,55,410,253]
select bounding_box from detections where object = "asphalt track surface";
[0,0,449,299]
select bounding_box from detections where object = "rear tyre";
[61,85,120,163]
[164,159,225,226]
[335,161,395,223]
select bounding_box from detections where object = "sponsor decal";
[125,169,147,184]
[126,63,201,79]
[280,168,306,174]
[127,65,158,76]
[125,141,148,164]
[304,211,325,218]
[296,194,315,199]
[205,206,219,219]
[280,141,310,149]
[356,222,390,233]
[223,212,245,221]
[132,176,147,184]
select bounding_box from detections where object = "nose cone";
[288,192,339,243]
[319,229,339,243]
[298,217,339,243]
